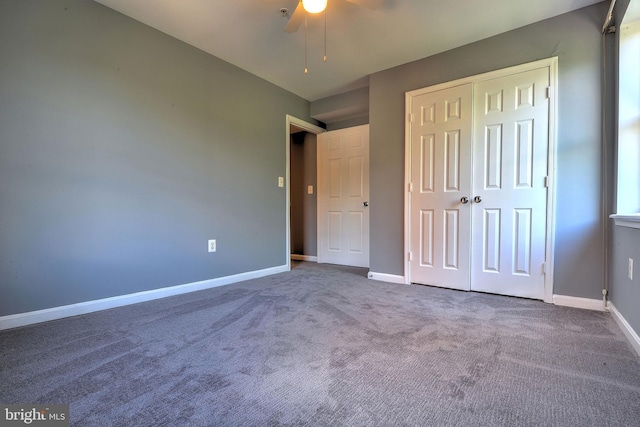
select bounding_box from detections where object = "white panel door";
[408,64,552,300]
[471,68,550,299]
[410,84,473,290]
[317,125,369,267]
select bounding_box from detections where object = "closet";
[405,59,556,300]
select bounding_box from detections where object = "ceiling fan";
[284,0,382,33]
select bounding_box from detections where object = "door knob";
[474,196,482,203]
[460,197,469,204]
[363,201,369,207]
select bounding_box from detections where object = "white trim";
[545,57,559,304]
[610,214,640,229]
[609,303,640,357]
[0,265,288,331]
[404,57,558,300]
[404,92,413,285]
[287,115,326,135]
[367,271,407,284]
[405,58,559,98]
[290,254,318,262]
[552,294,608,312]
[285,115,326,273]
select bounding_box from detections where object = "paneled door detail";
[410,84,473,291]
[471,68,550,299]
[318,125,369,267]
[407,62,552,301]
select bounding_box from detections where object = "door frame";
[403,57,558,303]
[285,115,326,271]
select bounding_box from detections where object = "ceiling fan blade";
[345,0,383,10]
[285,1,305,33]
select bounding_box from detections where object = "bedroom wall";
[610,226,640,335]
[369,2,610,299]
[0,0,312,316]
[310,87,369,131]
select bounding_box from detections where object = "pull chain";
[304,14,309,74]
[323,8,327,62]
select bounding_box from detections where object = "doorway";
[290,129,318,262]
[285,115,325,271]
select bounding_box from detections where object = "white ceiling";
[93,0,604,101]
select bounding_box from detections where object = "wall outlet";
[208,239,216,253]
[629,258,634,280]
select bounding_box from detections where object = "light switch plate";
[308,185,314,194]
[278,176,284,187]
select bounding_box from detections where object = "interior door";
[407,64,552,300]
[470,67,550,299]
[409,84,473,290]
[317,125,369,267]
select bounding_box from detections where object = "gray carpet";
[1,261,639,426]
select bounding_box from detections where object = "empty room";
[1,0,639,425]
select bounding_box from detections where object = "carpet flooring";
[1,261,639,426]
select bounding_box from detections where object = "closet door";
[470,67,550,299]
[409,84,473,290]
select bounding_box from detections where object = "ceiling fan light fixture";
[302,0,327,14]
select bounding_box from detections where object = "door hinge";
[408,252,413,261]
[546,87,553,99]
[544,176,550,188]
[542,263,547,274]
[408,182,413,192]
[408,113,414,123]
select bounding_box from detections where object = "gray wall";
[0,0,312,316]
[369,3,609,299]
[290,132,317,256]
[310,87,369,131]
[327,116,370,132]
[610,226,640,334]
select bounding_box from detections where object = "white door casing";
[317,125,370,267]
[405,59,557,301]
[409,84,473,291]
[471,68,550,299]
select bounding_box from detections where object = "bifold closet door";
[409,67,551,300]
[409,84,473,291]
[470,68,550,299]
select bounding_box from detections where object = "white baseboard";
[0,265,288,331]
[609,303,640,357]
[552,294,608,312]
[290,254,317,262]
[367,271,407,284]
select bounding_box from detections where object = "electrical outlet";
[208,239,216,253]
[629,258,634,280]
